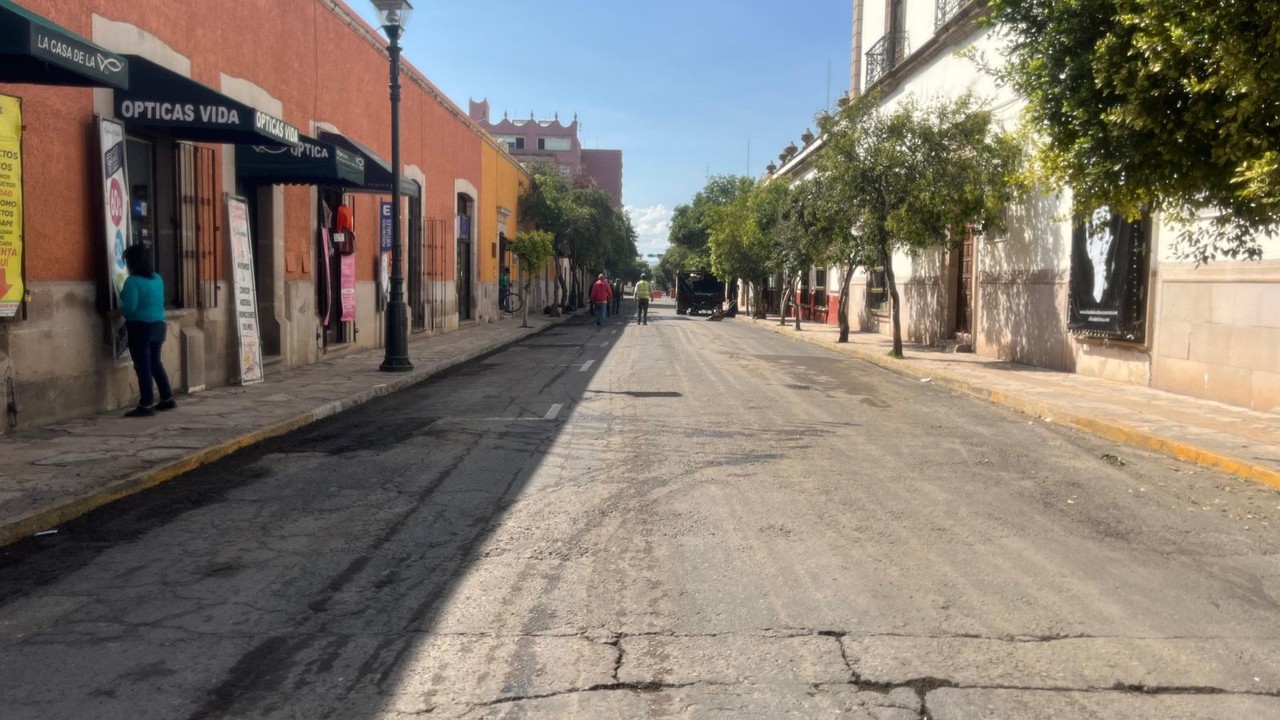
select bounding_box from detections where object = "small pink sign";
[340,254,356,322]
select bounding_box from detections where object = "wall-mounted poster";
[97,116,132,364]
[225,195,263,384]
[1068,206,1149,343]
[340,253,356,322]
[379,199,391,312]
[0,94,22,319]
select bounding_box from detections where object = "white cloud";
[625,204,672,260]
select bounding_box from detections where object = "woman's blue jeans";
[126,321,174,409]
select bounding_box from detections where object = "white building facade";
[838,0,1279,413]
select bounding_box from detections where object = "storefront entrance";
[320,187,355,347]
[456,193,474,322]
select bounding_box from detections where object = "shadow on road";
[0,298,705,718]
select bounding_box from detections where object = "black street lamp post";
[374,0,414,372]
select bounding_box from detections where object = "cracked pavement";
[1,300,1278,718]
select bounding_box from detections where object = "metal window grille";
[866,266,889,310]
[174,143,218,309]
[865,32,908,87]
[422,218,449,332]
[935,0,968,30]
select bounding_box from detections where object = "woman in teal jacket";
[119,244,176,417]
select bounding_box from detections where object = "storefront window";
[124,135,219,309]
[126,138,154,249]
[125,135,177,306]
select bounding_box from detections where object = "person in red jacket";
[590,273,613,326]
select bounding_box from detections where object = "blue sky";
[353,1,854,258]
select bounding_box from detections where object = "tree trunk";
[883,243,903,357]
[520,272,531,328]
[779,276,793,326]
[552,257,565,316]
[754,277,768,318]
[793,276,802,331]
[837,259,856,343]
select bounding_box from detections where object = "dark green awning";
[237,135,365,187]
[0,0,129,89]
[318,129,420,197]
[115,55,300,149]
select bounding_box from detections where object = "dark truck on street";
[676,270,726,315]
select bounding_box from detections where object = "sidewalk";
[741,315,1280,489]
[0,314,569,548]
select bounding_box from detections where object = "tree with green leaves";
[667,174,747,266]
[520,164,638,311]
[508,230,555,328]
[519,164,577,312]
[706,176,771,317]
[664,175,754,314]
[986,0,1279,263]
[817,93,1021,356]
[791,172,868,341]
[768,182,810,330]
[655,244,700,295]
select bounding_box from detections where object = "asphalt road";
[1,297,1278,719]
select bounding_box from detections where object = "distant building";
[469,100,623,208]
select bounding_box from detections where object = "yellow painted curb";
[0,414,316,549]
[0,320,563,548]
[747,318,1280,490]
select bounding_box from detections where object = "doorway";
[408,188,425,332]
[319,188,355,347]
[955,227,975,337]
[456,193,474,321]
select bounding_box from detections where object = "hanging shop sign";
[236,134,365,186]
[340,254,356,322]
[1068,206,1150,343]
[96,116,131,363]
[116,56,299,149]
[316,130,419,197]
[379,200,392,312]
[380,200,393,253]
[0,94,22,318]
[0,0,129,89]
[226,195,264,385]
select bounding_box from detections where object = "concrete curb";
[748,319,1280,490]
[0,320,562,548]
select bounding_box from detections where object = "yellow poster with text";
[0,94,22,318]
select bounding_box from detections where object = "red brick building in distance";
[468,99,623,208]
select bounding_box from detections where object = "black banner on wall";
[1068,207,1149,342]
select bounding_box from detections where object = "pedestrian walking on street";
[634,273,652,325]
[591,273,613,326]
[611,277,623,315]
[114,244,176,417]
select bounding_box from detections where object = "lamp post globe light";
[374,0,414,372]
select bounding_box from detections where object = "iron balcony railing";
[936,0,970,29]
[865,32,907,87]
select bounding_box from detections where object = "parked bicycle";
[500,290,524,314]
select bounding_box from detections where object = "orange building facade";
[0,0,529,431]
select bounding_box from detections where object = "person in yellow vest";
[634,273,653,325]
